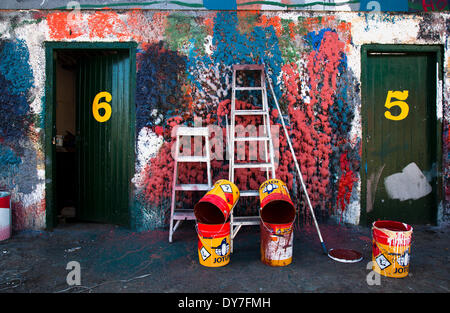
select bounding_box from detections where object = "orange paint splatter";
[87,10,129,41]
[47,11,84,40]
[256,15,283,37]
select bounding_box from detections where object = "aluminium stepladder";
[228,64,277,252]
[169,126,212,243]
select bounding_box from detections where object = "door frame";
[360,44,443,226]
[44,41,137,230]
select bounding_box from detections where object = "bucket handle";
[259,214,296,237]
[195,221,229,251]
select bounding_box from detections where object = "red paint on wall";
[87,11,129,40]
[336,152,357,222]
[47,11,83,40]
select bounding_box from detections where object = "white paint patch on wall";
[133,126,164,185]
[351,13,420,45]
[384,162,432,202]
[14,17,49,116]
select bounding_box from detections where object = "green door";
[364,49,439,225]
[77,51,133,226]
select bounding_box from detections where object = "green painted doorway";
[45,42,136,229]
[361,45,443,225]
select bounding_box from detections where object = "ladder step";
[234,136,270,142]
[173,210,195,220]
[232,215,260,225]
[233,162,273,169]
[176,155,209,162]
[235,87,263,91]
[233,110,268,116]
[240,190,259,197]
[175,184,211,191]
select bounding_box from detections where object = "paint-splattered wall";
[0,8,448,231]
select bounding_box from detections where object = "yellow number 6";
[384,90,409,121]
[92,91,112,123]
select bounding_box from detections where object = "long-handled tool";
[263,63,328,255]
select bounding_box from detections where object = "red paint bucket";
[0,192,11,241]
[372,220,413,278]
[196,222,231,267]
[259,179,296,266]
[194,180,239,224]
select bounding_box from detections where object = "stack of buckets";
[193,178,296,267]
[194,180,240,267]
[259,179,296,267]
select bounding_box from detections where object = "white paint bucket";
[0,192,11,241]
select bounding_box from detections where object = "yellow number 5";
[92,91,112,123]
[384,90,409,121]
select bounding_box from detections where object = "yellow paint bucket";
[196,222,231,267]
[259,179,296,267]
[372,220,413,278]
[194,179,240,224]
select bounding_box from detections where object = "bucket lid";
[327,249,363,263]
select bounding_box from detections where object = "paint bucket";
[196,222,231,267]
[194,179,240,224]
[259,179,296,266]
[0,192,11,241]
[372,220,413,278]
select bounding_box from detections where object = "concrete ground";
[0,219,449,295]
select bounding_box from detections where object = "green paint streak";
[53,1,163,9]
[238,0,360,8]
[168,1,204,8]
[278,18,299,63]
[165,14,207,54]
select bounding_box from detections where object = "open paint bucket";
[196,222,231,267]
[0,192,11,241]
[194,179,239,224]
[259,179,296,266]
[372,220,413,278]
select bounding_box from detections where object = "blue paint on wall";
[304,28,334,52]
[135,42,187,132]
[0,39,33,142]
[211,11,284,102]
[0,39,34,96]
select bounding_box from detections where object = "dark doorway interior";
[55,51,77,223]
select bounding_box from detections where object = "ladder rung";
[233,110,268,116]
[233,64,264,71]
[235,87,263,91]
[233,162,273,169]
[173,210,195,220]
[175,184,211,191]
[240,190,259,197]
[232,216,260,225]
[234,136,270,142]
[176,155,209,162]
